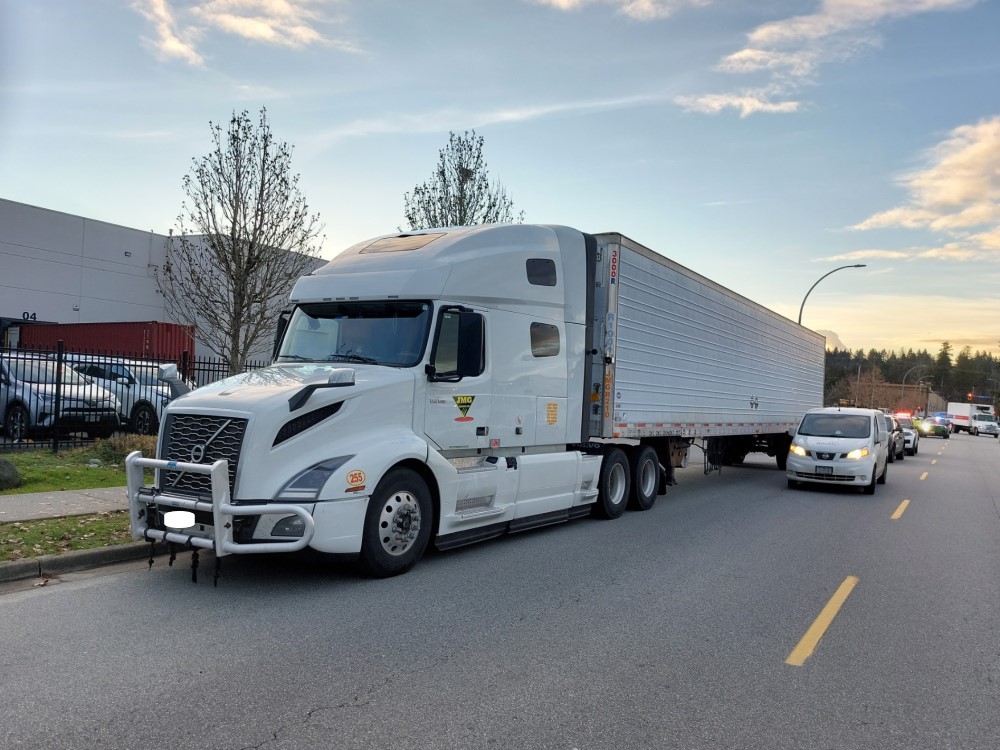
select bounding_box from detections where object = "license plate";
[816,465,833,475]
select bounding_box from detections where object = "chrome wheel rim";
[638,457,657,499]
[378,490,422,556]
[8,409,26,442]
[608,461,627,507]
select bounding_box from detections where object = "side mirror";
[273,309,291,361]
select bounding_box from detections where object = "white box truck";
[947,401,998,436]
[126,225,824,577]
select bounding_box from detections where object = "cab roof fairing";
[289,224,590,324]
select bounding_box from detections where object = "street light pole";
[798,264,867,325]
[900,365,927,402]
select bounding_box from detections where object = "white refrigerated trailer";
[126,225,824,577]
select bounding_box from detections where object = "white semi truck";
[126,225,824,577]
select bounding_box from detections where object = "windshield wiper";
[276,354,313,361]
[326,353,378,365]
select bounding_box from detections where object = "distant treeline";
[825,342,999,406]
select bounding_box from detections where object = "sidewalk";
[0,486,164,585]
[0,486,129,523]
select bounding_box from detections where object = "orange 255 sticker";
[346,470,367,487]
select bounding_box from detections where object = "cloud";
[531,0,711,21]
[678,0,975,117]
[816,249,910,262]
[312,92,668,143]
[815,329,847,350]
[132,0,204,65]
[675,90,798,117]
[853,115,1000,259]
[131,0,357,65]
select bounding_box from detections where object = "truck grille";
[157,414,248,498]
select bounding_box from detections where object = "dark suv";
[884,414,905,462]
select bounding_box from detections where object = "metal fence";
[0,343,268,453]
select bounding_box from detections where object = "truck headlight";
[274,456,354,501]
[845,448,870,460]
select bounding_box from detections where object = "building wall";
[1,198,168,328]
[1,197,324,359]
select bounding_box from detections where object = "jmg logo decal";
[453,395,475,421]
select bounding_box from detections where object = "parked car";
[60,356,191,435]
[787,407,889,495]
[916,415,950,439]
[884,414,905,462]
[894,413,920,455]
[0,353,121,441]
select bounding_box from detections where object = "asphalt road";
[1,433,998,750]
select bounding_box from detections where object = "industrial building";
[0,197,320,358]
[0,198,172,347]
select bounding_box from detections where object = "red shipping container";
[18,321,196,362]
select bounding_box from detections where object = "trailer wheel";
[358,468,433,578]
[592,448,630,520]
[628,445,659,511]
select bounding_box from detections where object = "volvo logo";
[190,444,206,463]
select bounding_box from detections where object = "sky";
[1,0,999,356]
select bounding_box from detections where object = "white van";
[786,407,889,495]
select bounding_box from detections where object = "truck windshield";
[973,414,996,422]
[276,301,432,367]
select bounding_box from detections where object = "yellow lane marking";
[786,576,860,667]
[931,459,938,465]
[891,499,910,520]
[920,472,928,481]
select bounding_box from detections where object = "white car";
[786,407,890,495]
[61,356,191,435]
[894,413,920,455]
[1,353,121,441]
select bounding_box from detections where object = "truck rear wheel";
[592,447,630,520]
[628,445,659,511]
[358,468,433,577]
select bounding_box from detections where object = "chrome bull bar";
[125,451,315,556]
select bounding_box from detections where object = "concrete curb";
[0,542,167,584]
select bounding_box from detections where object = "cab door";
[423,307,492,451]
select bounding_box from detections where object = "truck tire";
[358,468,433,578]
[628,445,659,511]
[592,447,630,520]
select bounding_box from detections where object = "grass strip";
[1,511,133,563]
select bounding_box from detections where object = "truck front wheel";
[358,469,433,578]
[593,448,631,520]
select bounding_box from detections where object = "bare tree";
[157,108,324,376]
[403,130,524,230]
